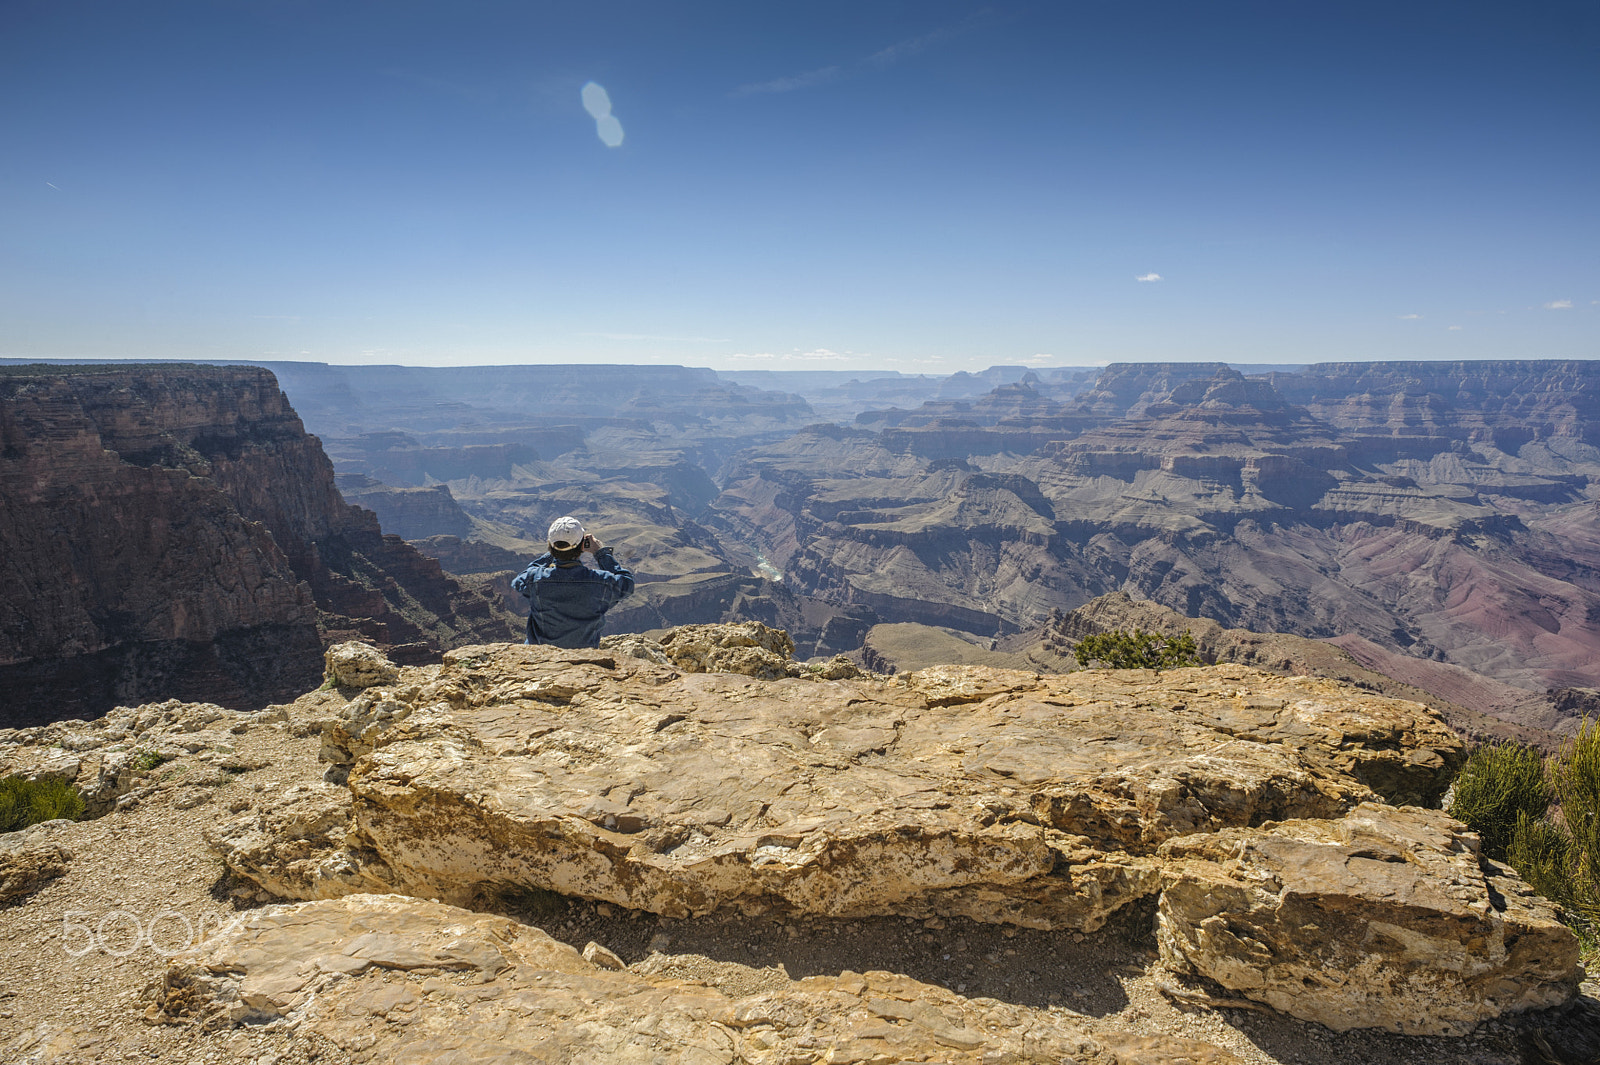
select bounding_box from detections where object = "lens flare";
[581,82,611,121]
[581,81,624,147]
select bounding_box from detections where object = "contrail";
[46,181,60,190]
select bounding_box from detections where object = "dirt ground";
[3,712,1598,1065]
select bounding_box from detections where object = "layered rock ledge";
[202,635,1583,1033]
[1157,803,1578,1035]
[146,892,1246,1064]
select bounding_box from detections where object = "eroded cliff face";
[332,474,473,539]
[0,365,514,726]
[1268,360,1600,447]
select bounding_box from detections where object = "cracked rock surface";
[4,627,1597,1062]
[200,637,1584,1034]
[1156,803,1581,1035]
[239,647,1464,928]
[148,892,1247,1064]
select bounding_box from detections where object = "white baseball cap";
[547,515,586,550]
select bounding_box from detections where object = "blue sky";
[2,1,1596,372]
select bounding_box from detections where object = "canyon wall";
[0,364,514,726]
[20,358,1590,739]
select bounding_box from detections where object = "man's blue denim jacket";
[511,547,635,648]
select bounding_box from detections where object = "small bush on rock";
[1072,627,1200,670]
[129,747,170,773]
[1550,717,1600,924]
[0,775,86,831]
[1448,741,1551,860]
[1450,721,1600,956]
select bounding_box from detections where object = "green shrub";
[0,775,86,832]
[1449,722,1600,960]
[1072,627,1201,670]
[1550,718,1600,923]
[129,748,169,773]
[1447,741,1551,860]
[1506,812,1576,907]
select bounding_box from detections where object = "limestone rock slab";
[656,620,799,678]
[202,782,394,900]
[147,892,1243,1064]
[0,820,73,902]
[1155,803,1581,1035]
[223,647,1463,935]
[323,641,400,689]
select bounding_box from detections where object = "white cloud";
[1136,273,1162,283]
[1398,313,1423,320]
[730,349,852,362]
[867,26,959,67]
[1544,299,1573,310]
[1448,325,1462,331]
[1023,353,1054,364]
[584,332,731,343]
[733,66,842,96]
[381,67,496,105]
[735,15,979,97]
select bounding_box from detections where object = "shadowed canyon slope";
[0,365,516,726]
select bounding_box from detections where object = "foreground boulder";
[203,636,1582,1034]
[226,647,1461,928]
[1157,803,1581,1035]
[228,645,1446,923]
[146,892,1244,1064]
[0,819,73,902]
[322,640,401,689]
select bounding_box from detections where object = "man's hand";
[580,533,604,553]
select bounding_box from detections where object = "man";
[511,516,635,648]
